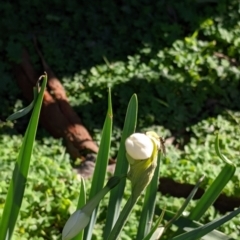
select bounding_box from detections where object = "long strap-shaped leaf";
[164,175,205,232]
[6,84,39,121]
[143,210,165,240]
[162,209,235,240]
[136,152,162,239]
[0,74,47,240]
[103,94,138,239]
[83,89,113,240]
[188,134,236,221]
[171,207,240,240]
[72,178,86,240]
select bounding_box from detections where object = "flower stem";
[107,194,139,240]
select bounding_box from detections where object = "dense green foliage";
[1,0,240,239]
[0,132,79,239]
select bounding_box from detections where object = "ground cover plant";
[1,0,240,239]
[1,77,240,240]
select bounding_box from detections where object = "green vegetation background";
[0,0,240,239]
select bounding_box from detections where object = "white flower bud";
[125,133,154,160]
[62,209,90,240]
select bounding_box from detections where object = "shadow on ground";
[0,0,239,140]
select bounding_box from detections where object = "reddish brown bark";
[159,177,240,214]
[13,48,99,160]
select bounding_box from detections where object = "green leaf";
[72,178,86,240]
[215,134,233,165]
[103,94,138,239]
[0,74,47,240]
[83,88,113,240]
[188,135,236,221]
[6,86,38,121]
[162,210,235,240]
[136,152,162,239]
[171,207,240,240]
[143,209,165,240]
[165,175,205,231]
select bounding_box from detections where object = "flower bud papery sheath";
[125,132,160,198]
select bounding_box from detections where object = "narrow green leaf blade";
[171,207,240,240]
[103,94,138,239]
[73,178,86,240]
[165,175,205,232]
[161,209,235,240]
[0,75,47,240]
[136,152,162,239]
[215,134,233,165]
[6,86,38,121]
[83,89,113,240]
[143,208,165,240]
[188,135,236,221]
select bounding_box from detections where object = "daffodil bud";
[103,132,162,240]
[62,209,90,240]
[125,132,160,199]
[125,133,154,160]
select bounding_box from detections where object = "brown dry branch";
[159,177,240,214]
[214,52,238,66]
[13,48,98,160]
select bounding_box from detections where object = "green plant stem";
[136,153,162,239]
[107,194,139,240]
